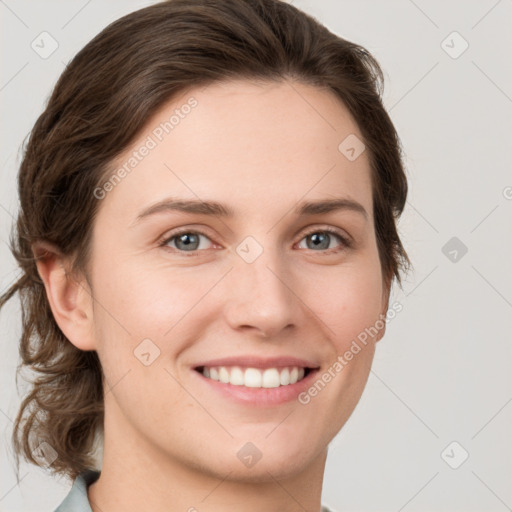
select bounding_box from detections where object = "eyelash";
[158,226,352,256]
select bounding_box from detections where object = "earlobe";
[33,241,96,351]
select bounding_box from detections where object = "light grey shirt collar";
[54,470,99,512]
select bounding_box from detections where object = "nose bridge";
[224,235,299,336]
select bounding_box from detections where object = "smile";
[197,366,310,388]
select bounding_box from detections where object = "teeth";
[280,368,290,385]
[219,367,230,384]
[201,365,308,388]
[262,368,280,388]
[229,367,244,386]
[244,368,262,388]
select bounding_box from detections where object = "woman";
[0,0,409,510]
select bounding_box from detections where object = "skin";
[36,79,389,512]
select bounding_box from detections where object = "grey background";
[1,1,511,511]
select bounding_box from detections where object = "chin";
[193,434,326,483]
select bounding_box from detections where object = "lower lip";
[192,369,319,406]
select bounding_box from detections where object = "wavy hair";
[0,0,409,480]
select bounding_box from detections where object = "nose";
[222,247,301,339]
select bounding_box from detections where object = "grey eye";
[165,232,211,252]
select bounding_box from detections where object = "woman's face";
[86,79,388,480]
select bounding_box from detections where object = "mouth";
[192,359,320,406]
[194,365,314,388]
[191,355,321,406]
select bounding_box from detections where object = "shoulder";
[53,470,100,512]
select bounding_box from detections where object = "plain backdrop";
[1,1,511,511]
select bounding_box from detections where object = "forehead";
[99,79,373,224]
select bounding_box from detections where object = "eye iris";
[308,232,330,250]
[170,231,338,252]
[176,233,199,251]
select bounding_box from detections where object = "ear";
[33,241,96,351]
[375,280,391,343]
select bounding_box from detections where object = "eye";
[161,230,214,252]
[297,228,351,253]
[159,227,352,255]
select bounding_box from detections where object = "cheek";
[88,261,198,411]
[302,255,384,349]
[90,259,221,354]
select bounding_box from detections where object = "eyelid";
[298,225,353,250]
[158,224,353,253]
[158,226,217,252]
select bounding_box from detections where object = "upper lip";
[193,356,320,370]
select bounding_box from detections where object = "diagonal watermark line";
[471,265,512,308]
[0,62,29,92]
[471,0,502,29]
[0,0,29,28]
[406,200,439,233]
[398,472,439,511]
[389,62,439,111]
[0,472,29,503]
[472,471,512,511]
[472,396,512,439]
[371,370,439,438]
[285,80,337,132]
[200,470,233,503]
[265,409,295,438]
[61,0,92,29]
[2,387,24,438]
[266,471,308,511]
[103,369,132,397]
[472,61,512,104]
[405,266,438,297]
[408,0,439,28]
[266,163,337,234]
[0,407,14,424]
[265,265,336,335]
[164,267,233,336]
[163,367,234,438]
[0,202,15,220]
[470,204,499,233]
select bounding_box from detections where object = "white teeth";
[201,365,308,388]
[219,367,230,383]
[229,366,244,386]
[244,368,262,387]
[262,368,280,388]
[279,368,290,385]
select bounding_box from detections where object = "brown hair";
[0,0,409,481]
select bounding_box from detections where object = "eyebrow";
[133,196,368,225]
